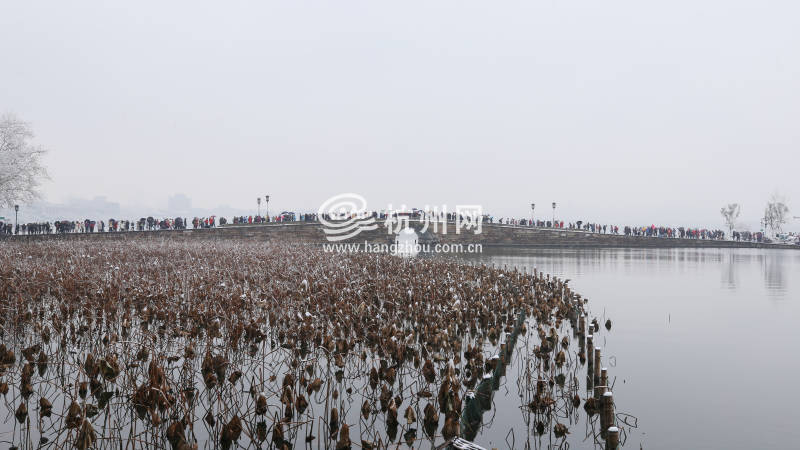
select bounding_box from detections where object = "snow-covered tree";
[720,203,740,236]
[764,194,790,237]
[0,114,49,207]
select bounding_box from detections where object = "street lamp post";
[530,203,535,226]
[14,204,19,235]
[257,197,261,218]
[265,195,270,222]
[552,202,556,227]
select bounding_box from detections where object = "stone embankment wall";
[5,221,798,250]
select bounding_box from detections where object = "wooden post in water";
[594,383,606,400]
[601,367,608,393]
[606,426,620,450]
[477,374,493,410]
[586,334,594,388]
[601,391,614,436]
[586,334,594,394]
[594,348,602,384]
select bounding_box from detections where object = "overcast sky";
[1,1,798,230]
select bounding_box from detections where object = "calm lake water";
[459,247,800,450]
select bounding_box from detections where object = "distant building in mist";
[71,196,121,216]
[167,194,192,213]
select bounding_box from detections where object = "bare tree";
[720,203,740,236]
[0,114,49,207]
[764,194,790,236]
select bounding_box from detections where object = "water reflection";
[721,252,738,290]
[457,248,796,300]
[450,247,800,449]
[761,252,788,296]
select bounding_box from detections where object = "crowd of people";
[0,216,220,235]
[470,216,752,242]
[457,216,733,241]
[0,210,784,244]
[621,225,726,240]
[231,212,326,224]
[731,230,767,242]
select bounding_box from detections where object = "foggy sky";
[1,1,798,230]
